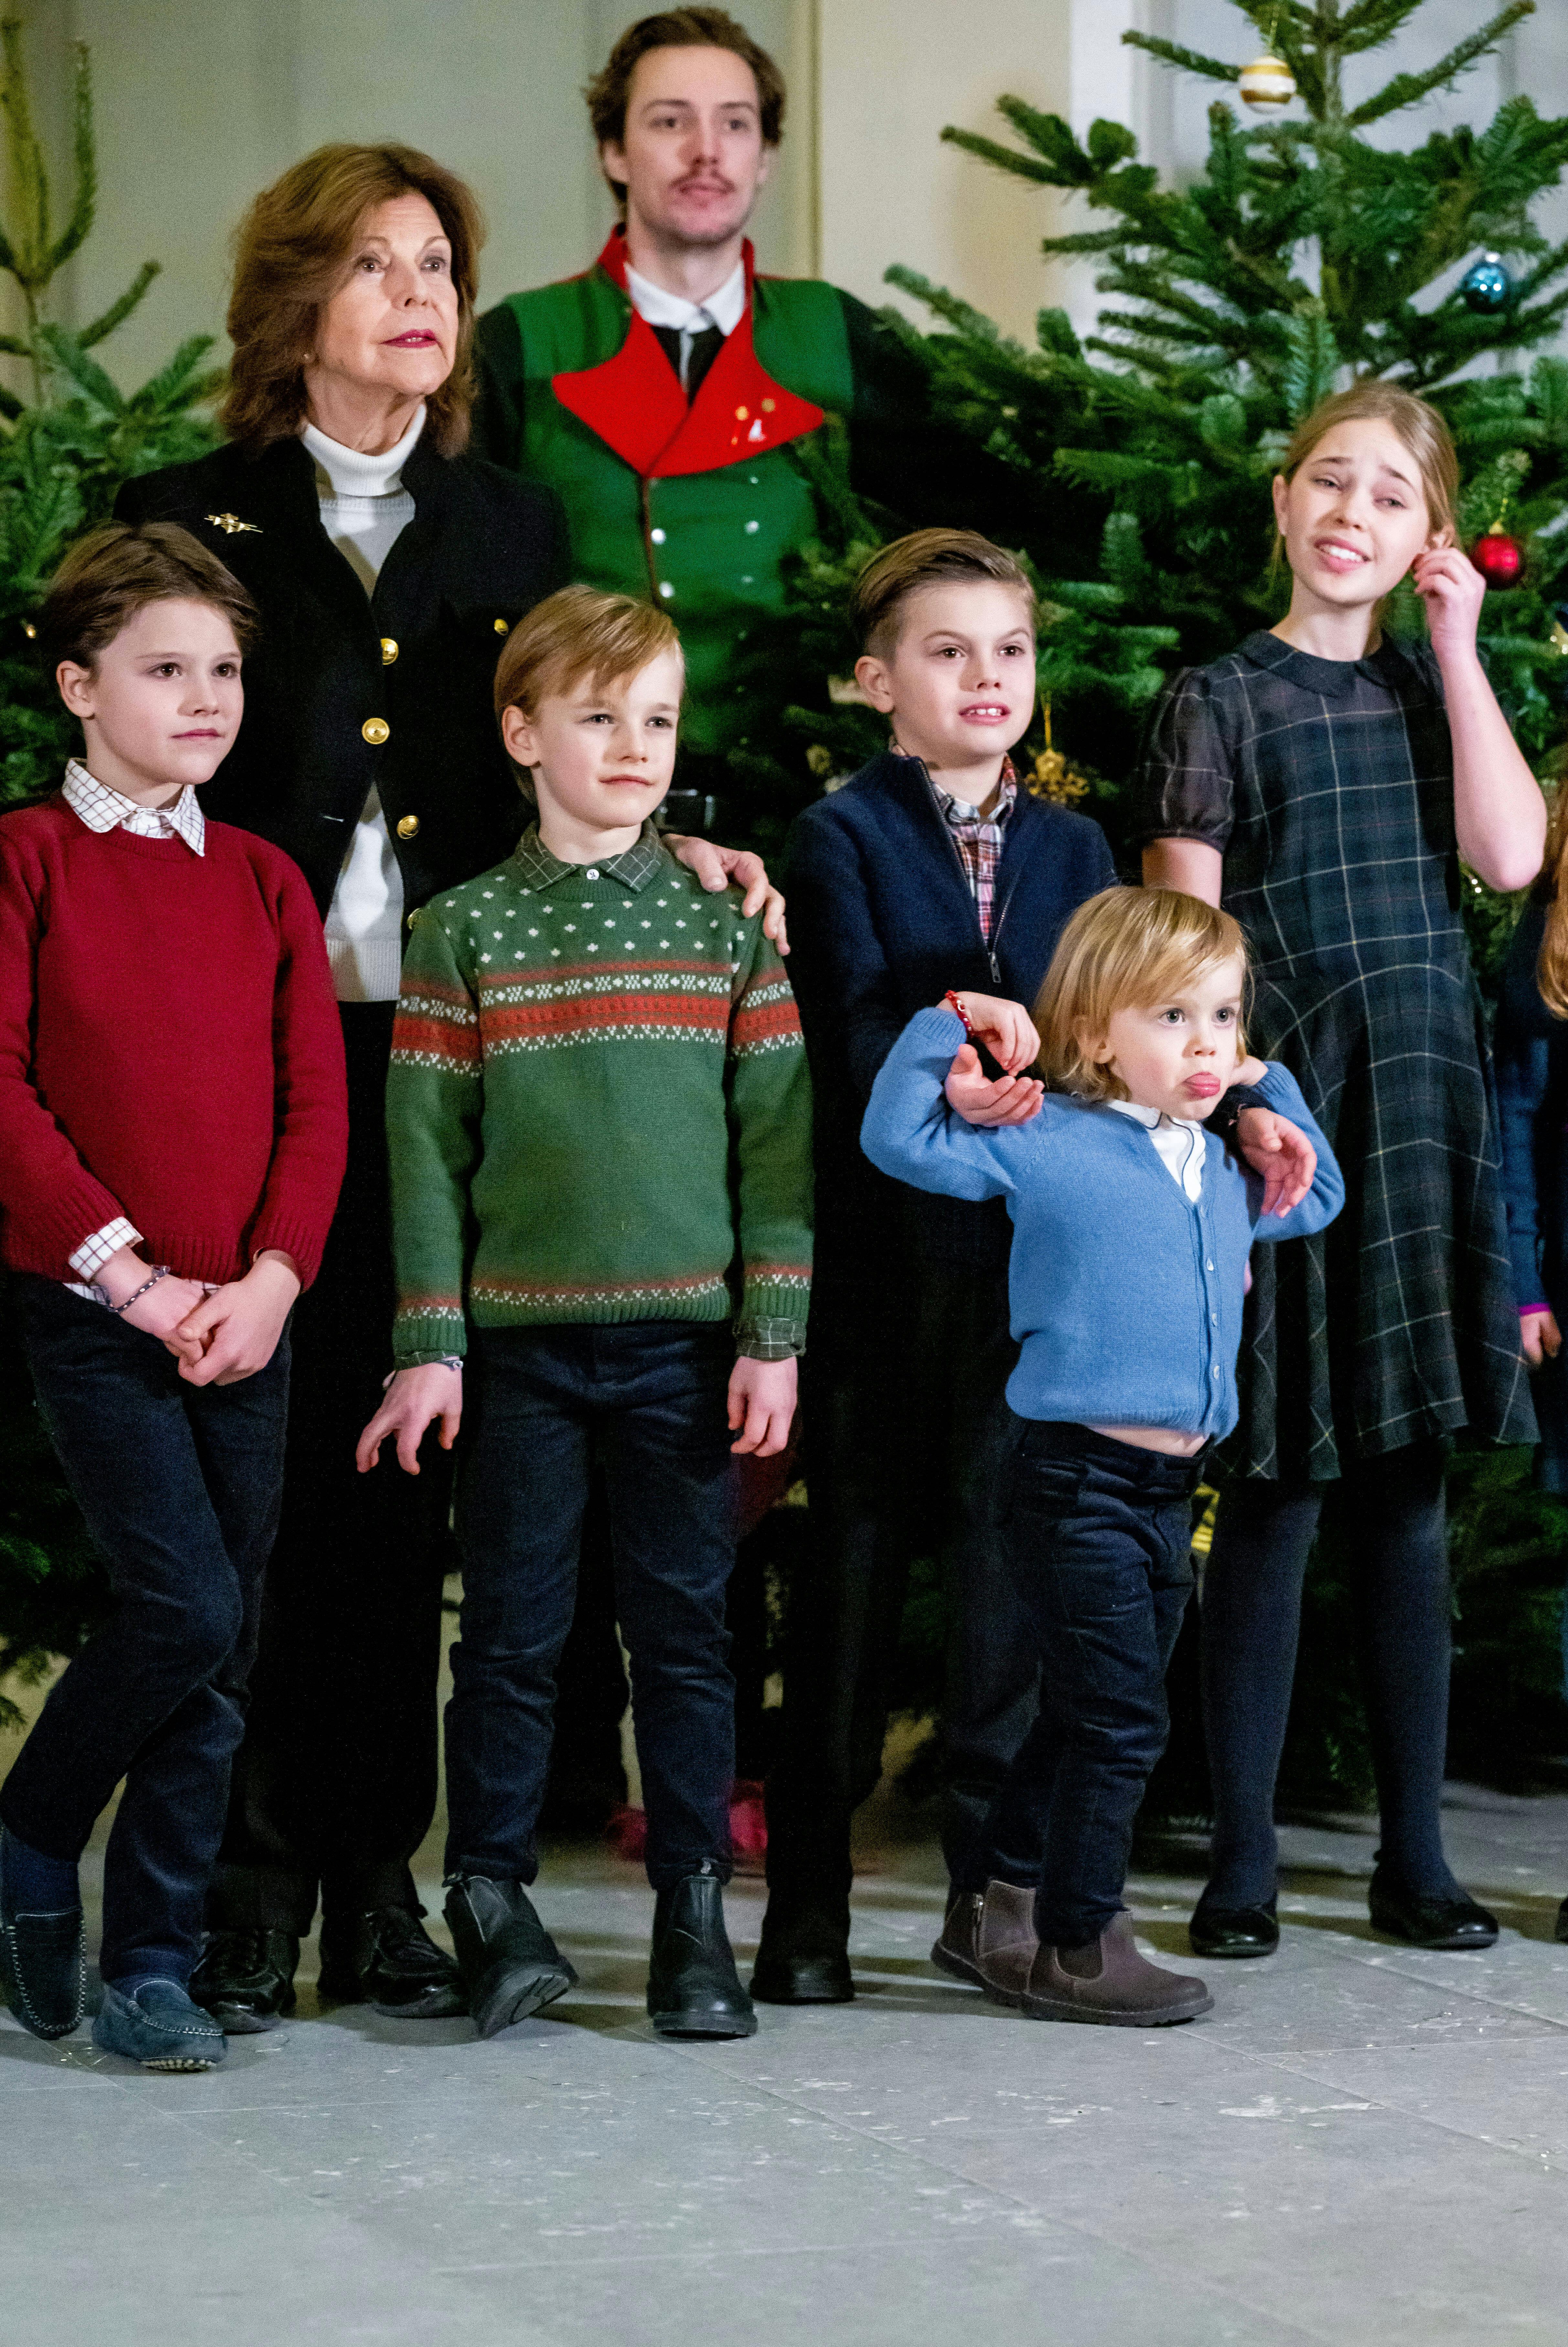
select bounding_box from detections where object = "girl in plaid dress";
[1134,384,1545,1957]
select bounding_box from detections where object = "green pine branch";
[1348,3,1538,128]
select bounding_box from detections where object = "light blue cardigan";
[861,1006,1344,1439]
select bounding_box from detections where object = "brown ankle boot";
[931,1889,985,1984]
[1018,1913,1212,2027]
[972,1881,1040,2006]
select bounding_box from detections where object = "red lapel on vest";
[550,231,825,481]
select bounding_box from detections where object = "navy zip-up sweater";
[863,1009,1343,1435]
[785,749,1117,1278]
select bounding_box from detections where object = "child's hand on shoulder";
[945,1043,1044,1127]
[728,1354,797,1459]
[946,992,1040,1074]
[356,1361,464,1475]
[175,1250,301,1385]
[1412,543,1485,667]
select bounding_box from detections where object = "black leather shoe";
[190,1927,300,2032]
[649,1869,757,2037]
[1189,1896,1279,1959]
[750,1895,853,2004]
[444,1877,576,2039]
[318,1905,466,2019]
[1555,1896,1568,1946]
[1368,1872,1499,1950]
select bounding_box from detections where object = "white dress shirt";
[303,408,425,1004]
[624,257,747,387]
[1105,1096,1208,1202]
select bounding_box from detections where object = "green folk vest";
[501,235,855,756]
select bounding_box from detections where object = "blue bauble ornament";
[1461,252,1512,314]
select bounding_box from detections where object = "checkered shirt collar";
[891,747,1019,825]
[62,758,205,856]
[512,820,665,894]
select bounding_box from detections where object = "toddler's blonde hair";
[1034,887,1248,1103]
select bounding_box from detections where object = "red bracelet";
[944,989,976,1037]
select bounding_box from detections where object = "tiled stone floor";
[5,1777,1568,2342]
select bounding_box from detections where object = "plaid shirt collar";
[512,819,664,894]
[890,746,1019,828]
[62,758,205,856]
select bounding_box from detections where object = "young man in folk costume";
[473,5,940,800]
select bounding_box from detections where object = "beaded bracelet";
[109,1267,172,1316]
[943,989,976,1037]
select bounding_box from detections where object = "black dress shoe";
[1189,1896,1279,1960]
[1368,1872,1499,1950]
[444,1877,576,2039]
[649,1869,757,2037]
[750,1896,853,2005]
[318,1905,467,2019]
[190,1927,300,2033]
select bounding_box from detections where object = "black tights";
[1199,1439,1458,1908]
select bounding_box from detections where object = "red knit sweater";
[0,795,347,1289]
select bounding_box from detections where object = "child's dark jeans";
[0,1276,289,1983]
[965,1419,1204,1948]
[444,1321,741,1892]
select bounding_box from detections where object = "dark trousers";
[1200,1438,1455,1907]
[764,1265,1038,1914]
[210,1006,452,1934]
[1,1278,289,1982]
[966,1422,1201,1947]
[446,1322,740,1891]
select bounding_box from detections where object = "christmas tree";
[766,0,1568,897]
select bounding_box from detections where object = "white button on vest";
[650,528,667,544]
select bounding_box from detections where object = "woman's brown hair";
[1034,887,1249,1103]
[221,143,484,456]
[1536,792,1568,1019]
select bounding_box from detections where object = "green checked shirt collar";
[511,819,665,895]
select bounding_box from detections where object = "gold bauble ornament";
[1238,53,1296,108]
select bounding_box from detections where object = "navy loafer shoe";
[93,1980,227,2071]
[0,1908,85,2042]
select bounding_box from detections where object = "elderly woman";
[118,143,778,2030]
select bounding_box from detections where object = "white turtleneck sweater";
[303,408,424,1003]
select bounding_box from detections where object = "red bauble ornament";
[1471,529,1524,586]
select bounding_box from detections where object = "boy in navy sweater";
[756,530,1316,2004]
[862,887,1341,2022]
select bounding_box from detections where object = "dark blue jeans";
[968,1421,1202,1948]
[1,1277,289,1982]
[445,1322,740,1892]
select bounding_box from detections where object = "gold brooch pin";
[204,512,261,535]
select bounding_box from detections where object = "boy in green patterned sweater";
[358,586,810,2042]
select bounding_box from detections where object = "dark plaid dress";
[1130,628,1536,1481]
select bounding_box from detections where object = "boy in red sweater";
[0,524,347,2070]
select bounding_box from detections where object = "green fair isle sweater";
[388,823,812,1367]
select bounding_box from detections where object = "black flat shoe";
[649,1868,757,2038]
[1368,1873,1499,1951]
[190,1927,300,2032]
[0,1906,85,2040]
[318,1905,465,2019]
[750,1896,853,2005]
[1189,1897,1279,1960]
[444,1877,575,2039]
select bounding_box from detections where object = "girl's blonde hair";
[1537,791,1568,1019]
[1034,887,1248,1103]
[1275,381,1459,553]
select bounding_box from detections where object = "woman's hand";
[1521,1308,1562,1369]
[945,1042,1044,1127]
[728,1355,797,1458]
[1234,1106,1317,1217]
[1412,543,1486,667]
[356,1362,464,1475]
[175,1251,301,1385]
[666,836,788,954]
[946,992,1040,1075]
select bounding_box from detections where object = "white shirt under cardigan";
[302,408,424,1004]
[1105,1097,1207,1203]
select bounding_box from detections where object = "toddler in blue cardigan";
[862,886,1343,2025]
